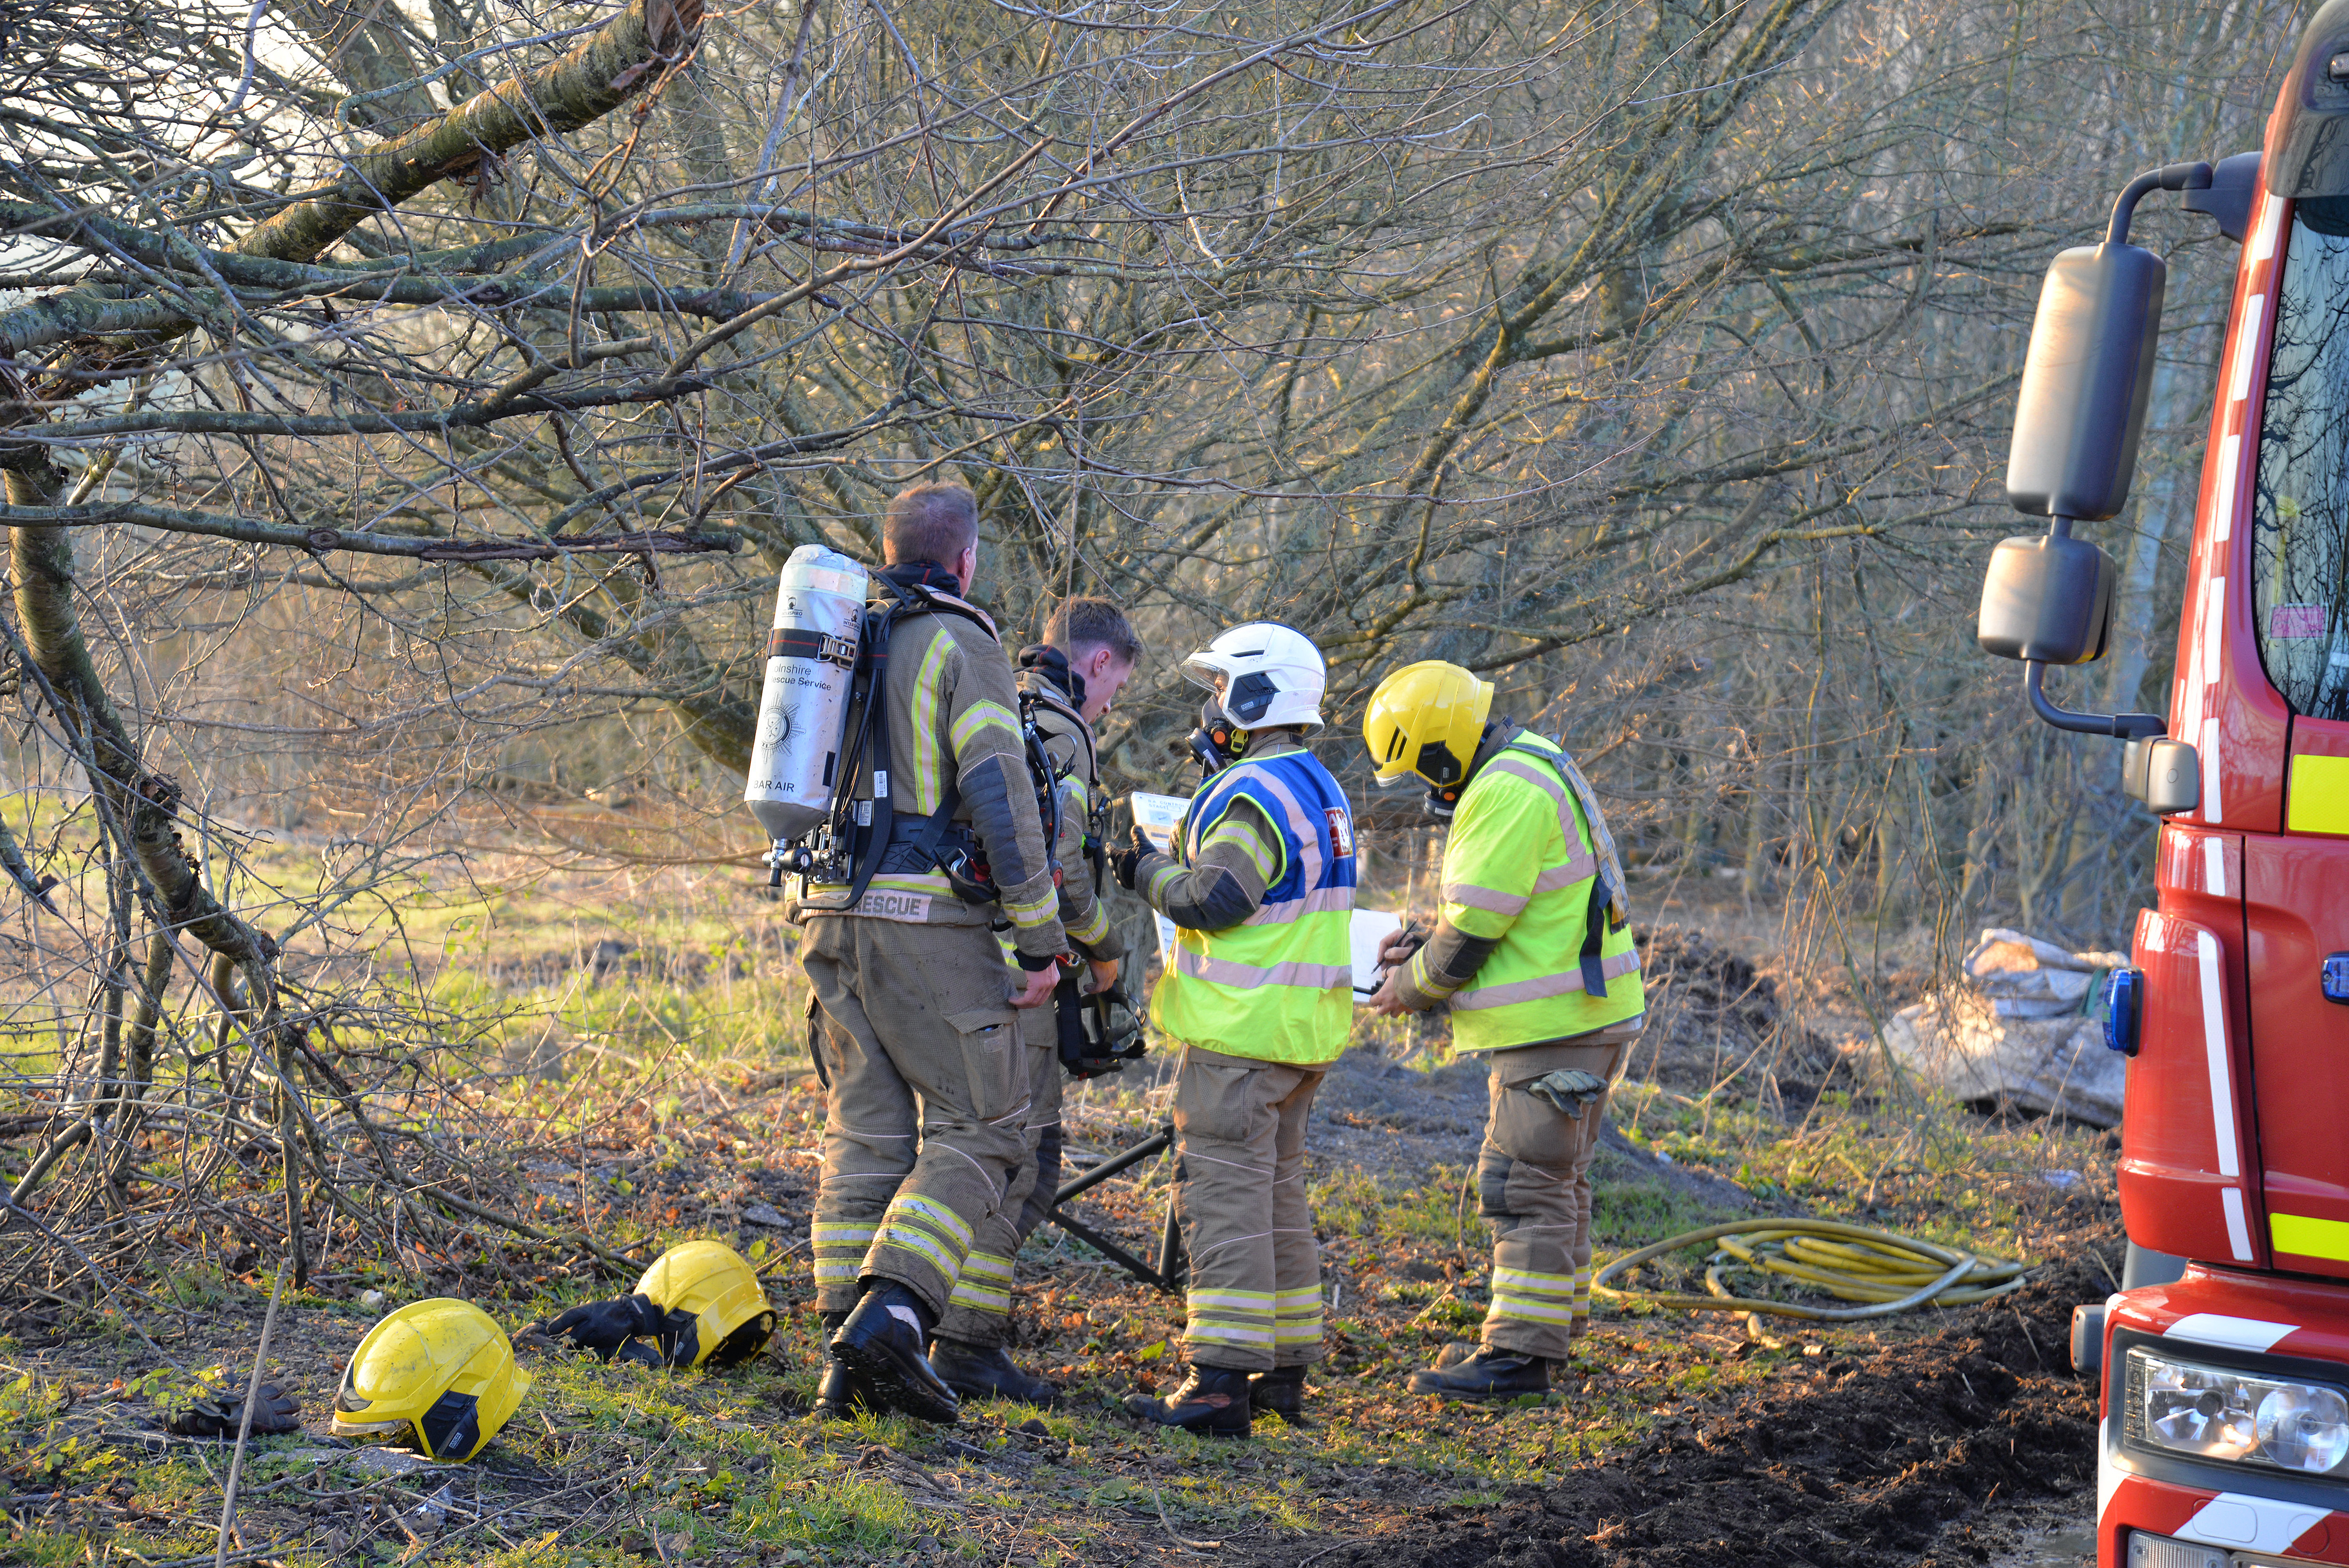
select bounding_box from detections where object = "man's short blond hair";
[1043,597,1141,664]
[883,482,978,566]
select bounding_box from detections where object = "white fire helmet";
[1180,622,1327,731]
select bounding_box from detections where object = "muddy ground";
[1295,1254,2103,1568]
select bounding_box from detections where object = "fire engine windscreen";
[2252,208,2349,721]
[744,546,868,842]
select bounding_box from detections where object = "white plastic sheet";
[1880,927,2129,1126]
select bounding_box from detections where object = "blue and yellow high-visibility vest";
[1150,750,1357,1064]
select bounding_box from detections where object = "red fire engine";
[1979,5,2349,1566]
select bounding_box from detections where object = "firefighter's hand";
[1010,965,1059,1010]
[1364,967,1415,1018]
[1377,928,1425,969]
[1110,825,1151,891]
[1086,957,1120,995]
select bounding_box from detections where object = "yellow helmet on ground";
[635,1240,776,1370]
[1363,660,1495,809]
[331,1299,529,1461]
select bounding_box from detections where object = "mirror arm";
[2107,161,2216,246]
[2024,660,2166,740]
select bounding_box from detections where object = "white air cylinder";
[743,545,869,842]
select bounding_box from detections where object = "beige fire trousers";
[1170,1045,1329,1373]
[934,1021,1064,1346]
[1474,1017,1644,1361]
[802,916,1031,1321]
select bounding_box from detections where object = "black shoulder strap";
[837,598,902,909]
[1500,736,1619,1000]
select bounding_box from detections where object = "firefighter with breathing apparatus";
[1360,660,1644,1399]
[756,481,1068,1424]
[1109,623,1356,1437]
[928,597,1145,1405]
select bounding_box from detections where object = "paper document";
[1130,791,1188,850]
[1350,909,1404,999]
[1130,792,1190,968]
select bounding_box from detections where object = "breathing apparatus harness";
[1019,661,1145,1080]
[782,564,1002,909]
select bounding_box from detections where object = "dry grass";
[0,863,2119,1566]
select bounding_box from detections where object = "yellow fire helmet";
[635,1240,777,1370]
[1363,660,1495,811]
[330,1299,529,1462]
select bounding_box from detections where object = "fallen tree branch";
[0,503,744,560]
[4,374,729,444]
[0,277,789,359]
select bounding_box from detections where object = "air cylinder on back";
[743,545,868,843]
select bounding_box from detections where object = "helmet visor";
[1178,656,1227,695]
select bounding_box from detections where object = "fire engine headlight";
[2258,1384,2349,1473]
[2126,1347,2349,1475]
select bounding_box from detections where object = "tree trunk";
[4,468,275,964]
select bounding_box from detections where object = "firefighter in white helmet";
[1361,660,1644,1399]
[1110,622,1357,1437]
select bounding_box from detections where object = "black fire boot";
[813,1311,870,1421]
[927,1338,1062,1407]
[1406,1346,1553,1400]
[830,1283,961,1424]
[1248,1365,1311,1427]
[1123,1364,1254,1439]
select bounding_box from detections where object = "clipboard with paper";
[1128,792,1190,969]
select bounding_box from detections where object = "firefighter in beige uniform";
[792,482,1067,1423]
[1109,623,1355,1439]
[1362,660,1644,1399]
[930,599,1142,1403]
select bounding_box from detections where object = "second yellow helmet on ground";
[330,1298,529,1461]
[1363,661,1494,804]
[636,1240,777,1369]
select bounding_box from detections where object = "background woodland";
[0,0,2286,1286]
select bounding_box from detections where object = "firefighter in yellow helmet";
[332,1299,530,1460]
[534,1239,777,1369]
[1359,661,1645,1399]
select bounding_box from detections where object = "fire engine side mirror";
[2005,243,2167,523]
[2183,152,2263,243]
[1978,532,2116,664]
[2140,738,2201,815]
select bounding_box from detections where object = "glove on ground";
[166,1381,302,1438]
[536,1294,698,1366]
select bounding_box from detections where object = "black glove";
[1523,1068,1610,1119]
[537,1294,695,1364]
[1110,824,1151,891]
[167,1380,302,1438]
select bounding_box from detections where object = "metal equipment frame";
[1043,1121,1186,1294]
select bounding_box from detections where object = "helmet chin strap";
[1422,718,1501,817]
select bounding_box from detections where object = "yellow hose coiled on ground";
[1591,1219,2029,1323]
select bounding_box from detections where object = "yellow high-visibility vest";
[1438,733,1642,1051]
